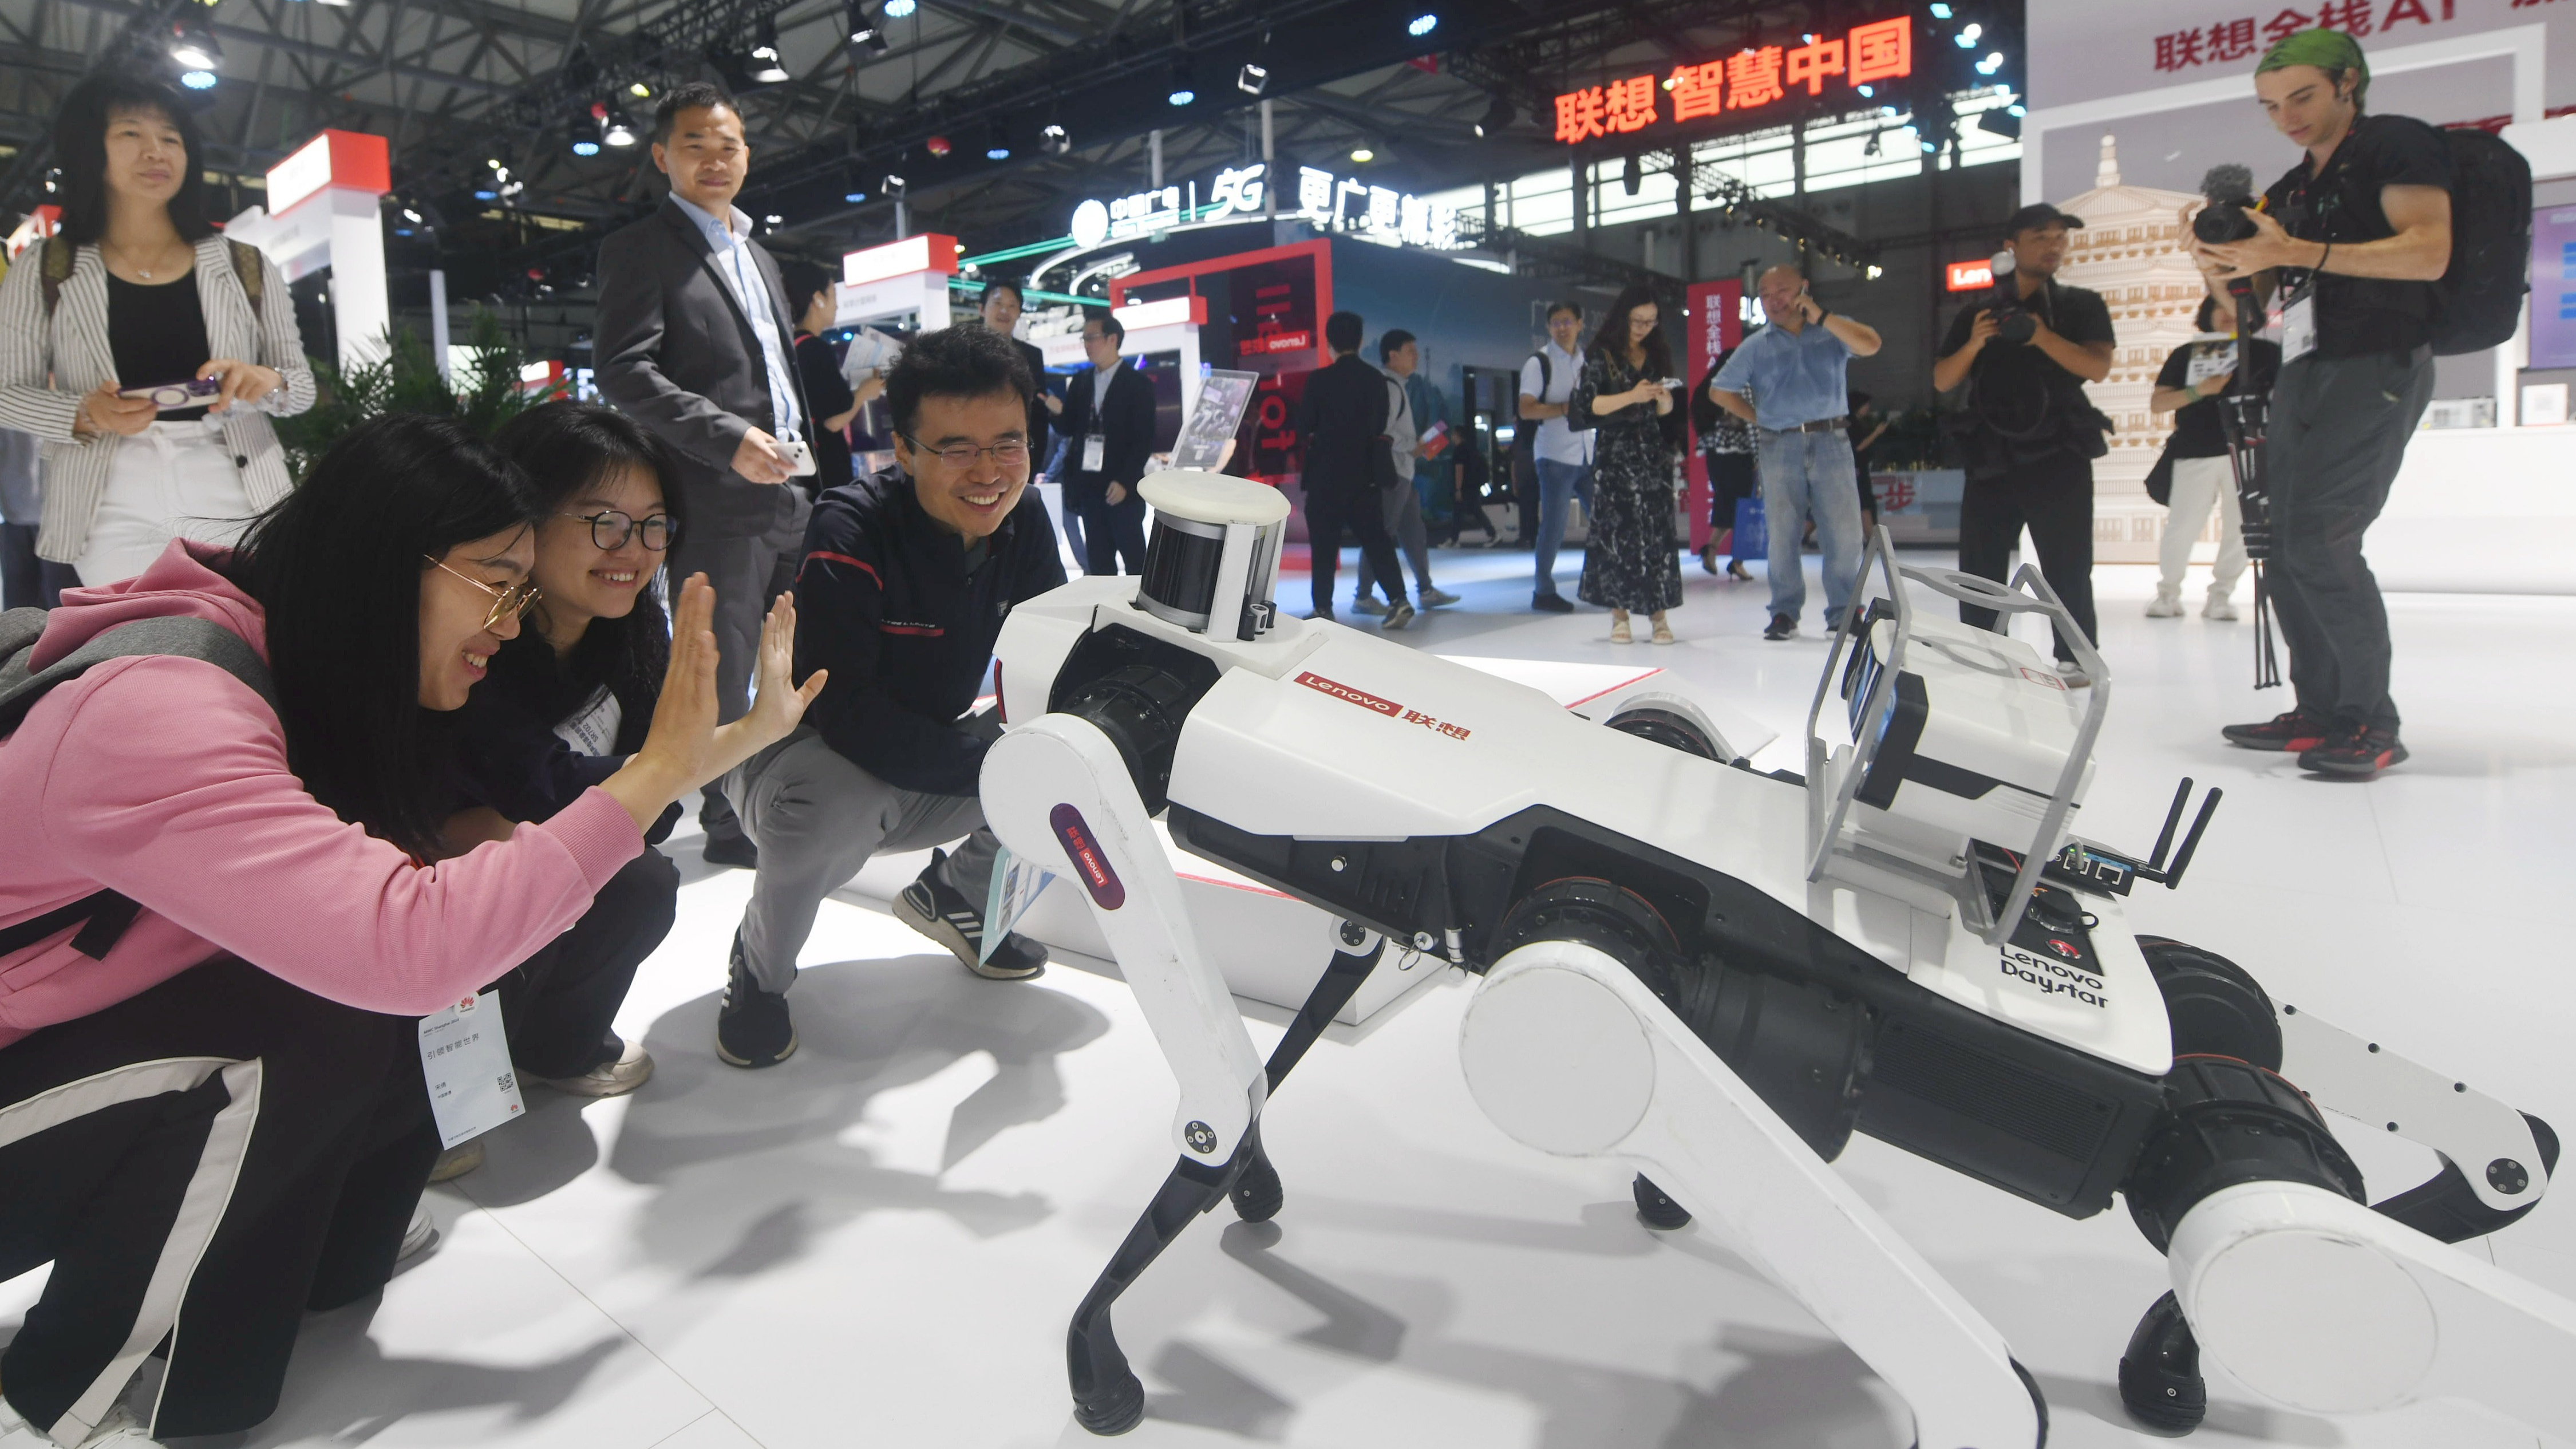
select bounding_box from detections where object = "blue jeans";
[1755,428,1864,622]
[1532,457,1593,597]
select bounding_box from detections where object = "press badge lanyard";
[2275,146,2352,364]
[1083,360,1118,473]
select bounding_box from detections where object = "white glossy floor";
[11,544,2574,1449]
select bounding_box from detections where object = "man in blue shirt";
[1712,266,1883,640]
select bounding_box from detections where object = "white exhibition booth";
[2024,17,2576,594]
[221,129,393,372]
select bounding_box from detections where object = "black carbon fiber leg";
[1068,1153,1234,1435]
[1231,931,1385,1225]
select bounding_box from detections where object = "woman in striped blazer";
[0,73,311,587]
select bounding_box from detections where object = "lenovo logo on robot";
[1295,671,1401,717]
[1049,804,1125,910]
[1999,945,2108,1009]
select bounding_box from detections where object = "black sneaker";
[716,930,796,1068]
[895,848,1047,980]
[1762,612,1796,641]
[2220,709,2332,753]
[702,830,758,869]
[1532,591,1574,614]
[2298,725,2408,778]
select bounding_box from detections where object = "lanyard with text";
[418,989,524,1148]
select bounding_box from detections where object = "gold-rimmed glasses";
[424,555,542,631]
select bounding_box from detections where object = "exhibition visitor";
[1352,329,1460,615]
[595,80,813,868]
[716,325,1065,1071]
[1712,264,1884,641]
[1931,203,2115,684]
[1567,285,1683,645]
[975,277,1077,561]
[0,73,311,589]
[1690,344,1757,581]
[2147,293,2274,622]
[2190,27,2448,778]
[1053,310,1155,575]
[428,402,713,1182]
[1519,300,1594,613]
[1396,330,1460,544]
[1293,310,1413,628]
[785,260,862,494]
[0,412,813,1446]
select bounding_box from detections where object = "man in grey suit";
[595,81,813,867]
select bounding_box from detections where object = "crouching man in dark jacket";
[713,325,1067,1068]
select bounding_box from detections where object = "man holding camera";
[2191,29,2447,777]
[1933,204,2116,685]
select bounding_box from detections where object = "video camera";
[2191,163,2262,244]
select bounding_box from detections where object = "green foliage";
[274,309,568,481]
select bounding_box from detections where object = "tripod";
[2214,281,2284,690]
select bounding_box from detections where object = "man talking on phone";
[596,81,815,867]
[1711,265,1882,640]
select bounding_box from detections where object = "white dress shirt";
[671,194,803,443]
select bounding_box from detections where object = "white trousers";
[2158,453,2249,599]
[73,420,254,586]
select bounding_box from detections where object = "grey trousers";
[2265,348,2431,733]
[722,724,1001,993]
[672,494,810,833]
[1352,475,1434,601]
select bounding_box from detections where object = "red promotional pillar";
[1683,279,1743,552]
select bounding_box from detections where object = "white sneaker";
[1419,586,1461,607]
[2203,591,2239,621]
[527,1036,653,1097]
[398,1200,439,1262]
[2145,589,2183,618]
[2055,659,2092,689]
[1350,596,1388,617]
[1,1401,164,1448]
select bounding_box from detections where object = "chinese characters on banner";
[1293,164,1461,248]
[2152,0,2456,73]
[1682,278,1745,552]
[1555,17,1911,143]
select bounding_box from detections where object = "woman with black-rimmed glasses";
[434,404,708,1167]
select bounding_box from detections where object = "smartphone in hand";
[117,377,220,409]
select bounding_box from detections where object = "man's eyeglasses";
[898,433,1031,470]
[562,510,679,552]
[425,556,542,631]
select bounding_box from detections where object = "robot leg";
[1458,937,2048,1449]
[1231,923,1388,1225]
[981,717,1270,1434]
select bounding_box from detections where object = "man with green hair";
[2188,27,2450,779]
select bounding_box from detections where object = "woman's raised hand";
[602,573,721,834]
[705,593,827,781]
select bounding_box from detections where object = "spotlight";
[1867,264,1884,279]
[179,69,218,90]
[166,11,220,70]
[601,104,639,148]
[630,82,653,98]
[1237,62,1270,96]
[1621,152,1641,196]
[475,188,499,200]
[986,142,1012,160]
[1858,84,1874,97]
[1167,60,1196,106]
[848,0,888,56]
[748,15,790,83]
[884,173,907,196]
[1977,51,2004,73]
[572,139,600,156]
[1474,93,1512,137]
[844,191,868,202]
[764,213,784,224]
[2008,103,2026,117]
[1040,123,1070,156]
[926,135,951,157]
[1351,147,1374,163]
[1928,2,1952,14]
[1954,22,1982,46]
[402,207,423,222]
[884,0,915,14]
[1407,13,1437,37]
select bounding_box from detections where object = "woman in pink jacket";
[0,413,820,1447]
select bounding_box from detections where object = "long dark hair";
[1587,284,1673,380]
[227,415,542,856]
[484,402,682,737]
[53,73,218,247]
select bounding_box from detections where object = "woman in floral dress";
[1571,285,1681,643]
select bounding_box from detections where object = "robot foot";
[1631,1173,1693,1230]
[1231,1138,1283,1222]
[1069,1154,1235,1435]
[2117,1291,2206,1433]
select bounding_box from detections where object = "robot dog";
[978,471,2574,1446]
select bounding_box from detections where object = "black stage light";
[1473,94,1512,138]
[1237,63,1269,96]
[748,15,791,84]
[167,10,221,70]
[1040,123,1070,156]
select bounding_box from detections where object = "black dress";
[1571,352,1682,613]
[793,330,856,495]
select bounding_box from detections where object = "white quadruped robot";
[978,470,2576,1446]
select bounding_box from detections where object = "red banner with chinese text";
[1685,279,1744,552]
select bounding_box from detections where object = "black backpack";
[2431,126,2531,356]
[1507,350,1551,496]
[0,606,278,962]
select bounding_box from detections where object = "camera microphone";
[2194,164,2260,243]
